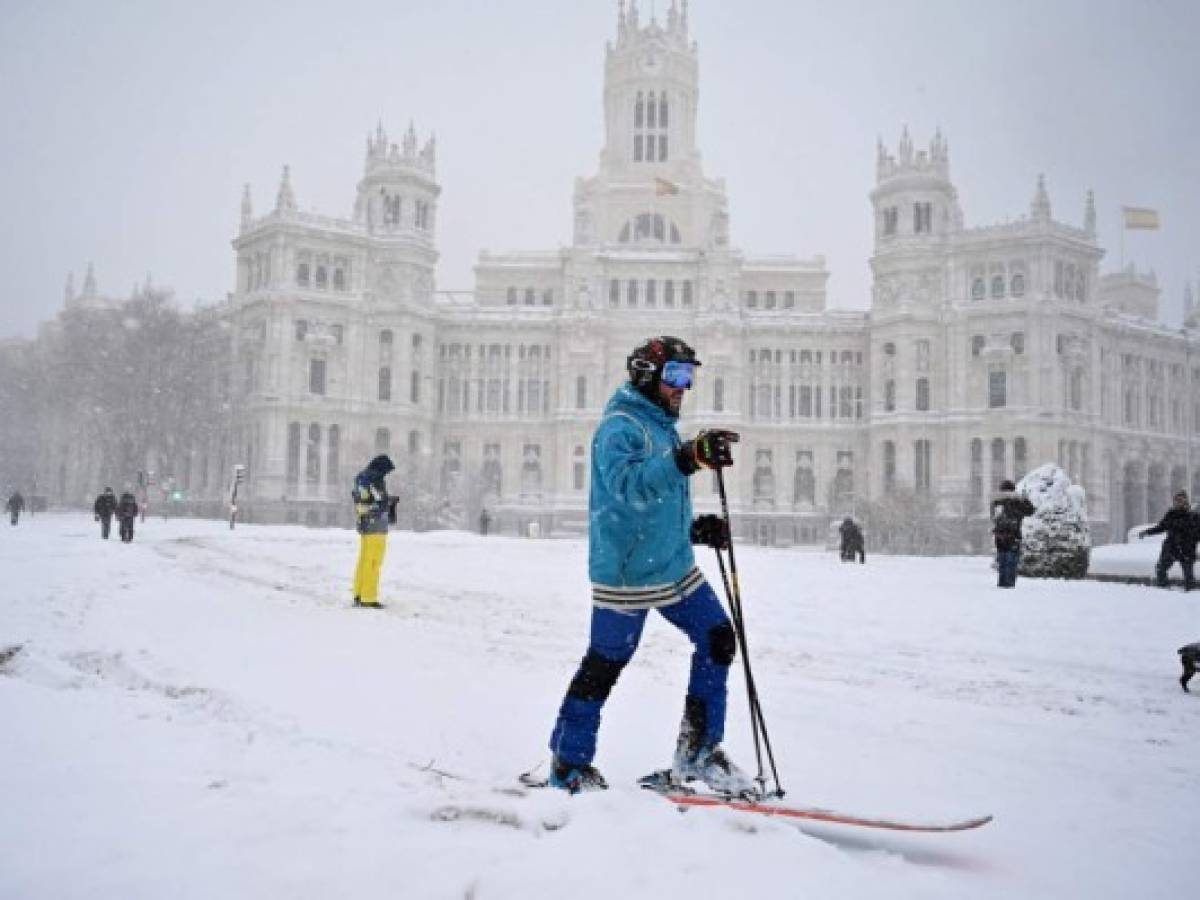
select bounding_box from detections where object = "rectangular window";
[916,377,929,411]
[574,462,585,491]
[309,359,326,395]
[765,291,776,309]
[410,371,420,404]
[378,367,391,401]
[664,280,675,307]
[784,291,795,309]
[682,281,693,306]
[989,370,1007,408]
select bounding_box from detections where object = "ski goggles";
[660,360,696,389]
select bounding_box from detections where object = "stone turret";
[275,165,296,214]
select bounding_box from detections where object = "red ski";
[658,791,992,833]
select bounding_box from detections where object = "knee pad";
[709,622,737,667]
[566,651,628,702]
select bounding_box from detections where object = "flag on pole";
[1121,206,1160,230]
[655,177,680,197]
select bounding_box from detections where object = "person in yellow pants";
[351,454,396,608]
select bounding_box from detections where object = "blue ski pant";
[549,580,733,768]
[997,548,1020,587]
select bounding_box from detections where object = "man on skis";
[546,336,754,796]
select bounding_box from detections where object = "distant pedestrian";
[351,454,396,608]
[93,487,117,539]
[991,480,1035,588]
[838,517,865,564]
[1178,642,1200,692]
[116,491,139,543]
[480,508,491,536]
[1139,491,1197,591]
[5,491,24,526]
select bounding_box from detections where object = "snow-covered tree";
[1017,463,1090,579]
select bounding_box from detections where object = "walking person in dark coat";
[93,488,117,539]
[1138,491,1198,590]
[116,491,139,543]
[839,517,865,564]
[6,491,24,525]
[991,480,1035,588]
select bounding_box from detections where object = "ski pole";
[715,466,785,798]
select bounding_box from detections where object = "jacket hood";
[367,454,395,476]
[604,383,677,430]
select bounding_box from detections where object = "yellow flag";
[1122,206,1160,230]
[655,177,680,197]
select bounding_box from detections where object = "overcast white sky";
[1,0,1197,338]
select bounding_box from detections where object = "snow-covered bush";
[1017,464,1090,579]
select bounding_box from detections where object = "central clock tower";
[600,0,700,177]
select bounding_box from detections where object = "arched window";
[410,370,420,404]
[883,441,896,494]
[1011,272,1026,297]
[315,266,328,289]
[1013,437,1027,481]
[793,462,815,508]
[380,329,393,346]
[573,446,586,492]
[306,424,321,484]
[971,278,986,301]
[378,367,391,401]
[659,94,668,127]
[647,91,657,128]
[619,213,681,244]
[991,275,1005,298]
[884,379,896,412]
[327,425,340,486]
[286,422,302,486]
[991,438,1007,488]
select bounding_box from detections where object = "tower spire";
[240,183,253,230]
[275,165,296,213]
[83,262,97,297]
[1084,189,1096,236]
[64,271,75,304]
[1030,173,1051,220]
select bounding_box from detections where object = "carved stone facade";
[223,2,1198,544]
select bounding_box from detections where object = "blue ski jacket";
[588,384,701,609]
[353,454,395,535]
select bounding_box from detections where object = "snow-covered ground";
[2,514,1196,899]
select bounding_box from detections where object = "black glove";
[1138,530,1149,539]
[690,514,730,550]
[387,497,399,525]
[675,429,739,475]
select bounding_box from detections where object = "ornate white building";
[224,1,1199,545]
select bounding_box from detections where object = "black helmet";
[626,336,701,388]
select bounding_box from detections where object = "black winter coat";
[94,492,117,518]
[117,493,139,519]
[1144,508,1200,559]
[992,492,1035,551]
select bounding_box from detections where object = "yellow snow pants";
[353,533,388,603]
